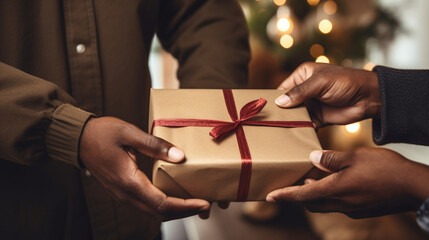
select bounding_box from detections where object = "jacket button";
[85,169,92,177]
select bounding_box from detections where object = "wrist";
[78,116,97,168]
[366,71,382,119]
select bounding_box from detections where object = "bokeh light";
[310,44,324,58]
[277,18,291,32]
[307,0,320,6]
[315,55,329,63]
[280,34,294,49]
[273,0,286,6]
[318,19,333,34]
[345,122,360,133]
[323,1,338,15]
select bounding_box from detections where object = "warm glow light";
[310,44,324,58]
[280,34,294,48]
[345,122,360,133]
[277,6,291,18]
[315,55,329,63]
[318,19,333,34]
[323,1,338,15]
[363,62,376,71]
[273,0,286,6]
[277,18,291,32]
[307,0,320,6]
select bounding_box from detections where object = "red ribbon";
[152,89,313,201]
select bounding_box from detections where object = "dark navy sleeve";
[372,66,429,145]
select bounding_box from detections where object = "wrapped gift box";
[149,89,321,201]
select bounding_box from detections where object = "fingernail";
[309,150,322,165]
[168,147,185,161]
[275,95,291,107]
[266,196,276,202]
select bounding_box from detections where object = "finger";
[104,183,161,217]
[217,202,230,209]
[309,151,332,173]
[198,205,211,219]
[114,177,209,221]
[275,76,323,108]
[160,197,211,221]
[127,169,210,221]
[320,104,364,125]
[265,183,348,214]
[295,166,329,185]
[302,199,349,214]
[125,195,162,217]
[198,212,210,219]
[266,175,336,203]
[310,150,351,172]
[277,62,315,90]
[305,99,324,129]
[122,125,185,162]
[136,186,211,221]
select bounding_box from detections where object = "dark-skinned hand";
[79,116,211,221]
[276,62,382,128]
[266,147,429,218]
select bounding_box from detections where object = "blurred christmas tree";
[240,0,400,70]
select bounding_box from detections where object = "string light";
[315,55,329,63]
[277,18,292,32]
[310,44,324,58]
[323,1,337,15]
[345,122,360,133]
[273,0,286,6]
[307,0,320,6]
[318,19,333,34]
[280,34,294,48]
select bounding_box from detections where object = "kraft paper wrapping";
[150,89,321,201]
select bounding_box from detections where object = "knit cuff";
[45,104,94,168]
[372,66,429,145]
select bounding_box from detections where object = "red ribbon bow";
[209,97,267,140]
[151,89,313,201]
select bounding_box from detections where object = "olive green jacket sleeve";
[156,0,250,89]
[0,62,93,168]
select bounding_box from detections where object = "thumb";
[122,125,185,163]
[275,77,321,108]
[309,150,350,172]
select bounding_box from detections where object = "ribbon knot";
[209,98,267,140]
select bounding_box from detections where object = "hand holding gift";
[276,62,381,128]
[267,147,429,218]
[269,63,429,225]
[79,117,210,221]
